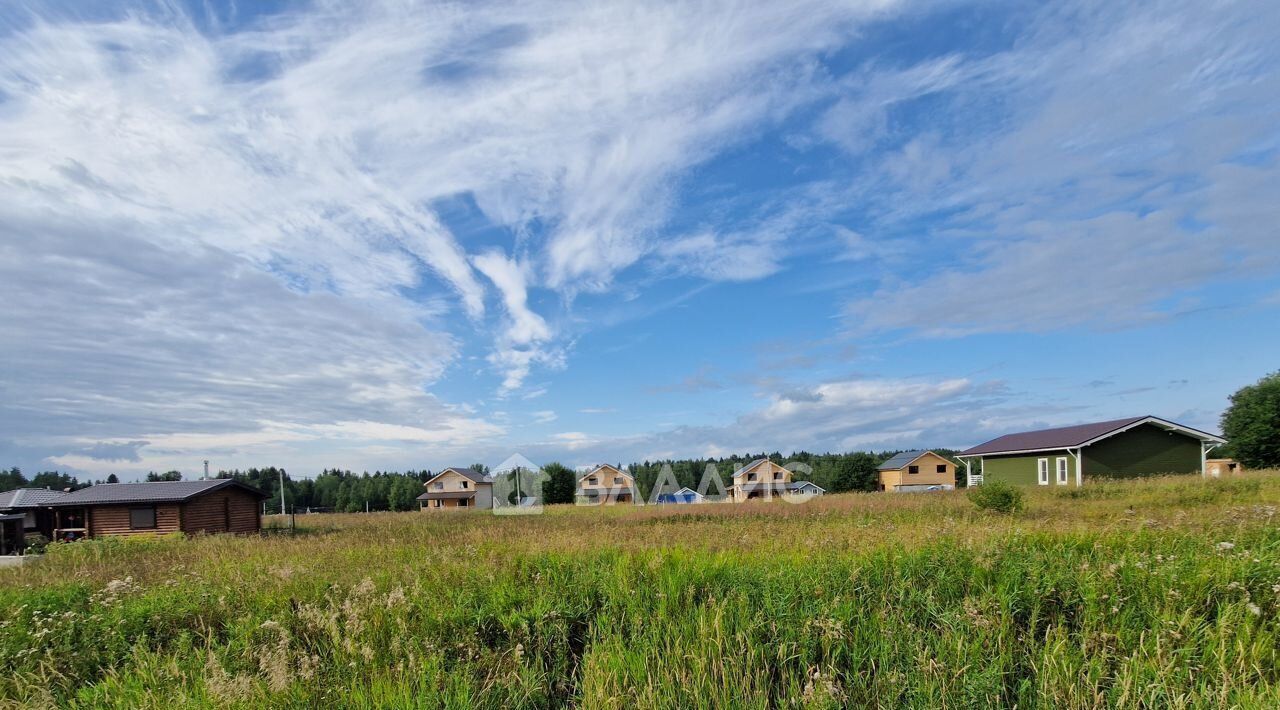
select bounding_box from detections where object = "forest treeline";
[3,449,964,513]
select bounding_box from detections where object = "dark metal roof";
[877,450,931,471]
[959,416,1223,456]
[0,488,70,509]
[417,491,477,501]
[428,468,490,485]
[48,479,268,507]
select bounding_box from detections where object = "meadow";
[1,473,1278,708]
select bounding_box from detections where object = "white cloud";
[827,0,1280,335]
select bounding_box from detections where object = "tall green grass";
[1,473,1277,708]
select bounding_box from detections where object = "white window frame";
[1056,457,1069,485]
[431,499,442,508]
[1037,458,1049,486]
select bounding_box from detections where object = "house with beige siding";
[728,458,824,502]
[576,464,639,505]
[418,468,493,510]
[877,451,956,492]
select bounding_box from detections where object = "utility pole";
[279,468,286,516]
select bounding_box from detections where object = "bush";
[23,533,49,554]
[968,480,1024,514]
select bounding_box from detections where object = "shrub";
[968,480,1024,513]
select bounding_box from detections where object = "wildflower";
[1217,542,1235,551]
[1246,603,1261,616]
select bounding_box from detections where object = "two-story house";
[575,464,639,505]
[418,468,493,510]
[730,458,788,501]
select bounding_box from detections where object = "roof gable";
[425,468,491,486]
[877,450,934,471]
[579,464,630,481]
[960,416,1224,456]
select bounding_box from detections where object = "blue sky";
[1,0,1277,480]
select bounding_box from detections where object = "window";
[431,499,442,508]
[433,482,444,490]
[587,476,598,485]
[129,506,157,529]
[908,465,919,474]
[1056,457,1069,485]
[458,498,469,508]
[1037,458,1049,485]
[614,476,623,485]
[460,481,469,489]
[748,472,758,481]
[936,464,947,473]
[773,471,782,480]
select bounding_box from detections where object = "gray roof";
[789,481,825,492]
[959,415,1224,456]
[48,479,267,507]
[431,468,491,484]
[0,488,70,509]
[877,450,932,471]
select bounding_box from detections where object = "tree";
[0,467,27,491]
[1221,371,1280,469]
[146,470,182,482]
[468,463,490,476]
[106,473,119,484]
[541,462,576,505]
[831,452,878,492]
[30,471,85,491]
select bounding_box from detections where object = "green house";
[958,416,1226,488]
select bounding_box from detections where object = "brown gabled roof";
[47,479,267,506]
[960,416,1224,456]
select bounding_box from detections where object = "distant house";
[0,488,69,541]
[729,459,823,502]
[959,416,1226,488]
[576,464,639,505]
[730,458,790,501]
[44,479,267,540]
[787,481,826,497]
[654,486,705,504]
[418,468,492,510]
[877,451,956,492]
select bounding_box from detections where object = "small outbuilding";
[959,415,1226,488]
[45,479,267,540]
[877,451,956,492]
[654,486,705,504]
[0,488,70,541]
[1205,458,1243,477]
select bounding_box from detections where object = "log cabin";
[45,479,268,541]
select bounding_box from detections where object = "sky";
[1,0,1278,481]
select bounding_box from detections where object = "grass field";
[1,473,1278,708]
